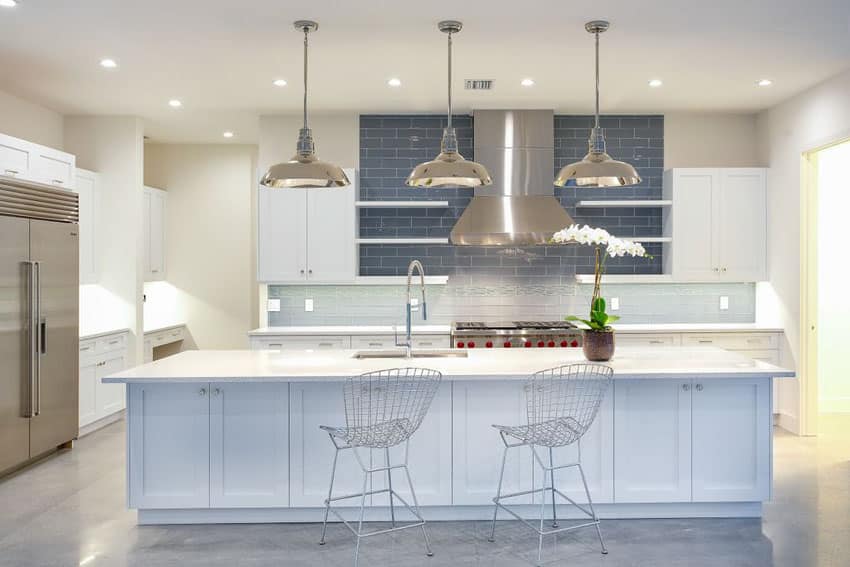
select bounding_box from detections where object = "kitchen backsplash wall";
[358,114,664,277]
[266,281,755,327]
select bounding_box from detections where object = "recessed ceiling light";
[648,79,663,88]
[273,79,287,87]
[0,0,17,8]
[99,58,118,69]
[387,77,402,87]
[168,99,182,108]
[222,131,234,138]
[520,78,535,87]
[757,79,773,87]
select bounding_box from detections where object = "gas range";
[451,321,582,350]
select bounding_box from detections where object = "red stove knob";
[525,341,532,348]
[468,341,476,348]
[503,341,512,348]
[560,340,568,347]
[571,340,579,347]
[456,341,465,348]
[485,341,493,348]
[547,341,555,348]
[537,341,545,348]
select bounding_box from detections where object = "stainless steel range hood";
[450,109,573,245]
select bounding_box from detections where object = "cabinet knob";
[199,388,207,396]
[682,384,690,391]
[213,388,221,396]
[695,384,704,391]
[721,267,727,272]
[300,269,305,275]
[308,269,313,275]
[713,267,720,272]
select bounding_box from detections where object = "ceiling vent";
[464,79,494,90]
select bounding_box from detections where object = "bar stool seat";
[493,416,586,447]
[320,418,413,448]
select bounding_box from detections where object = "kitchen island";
[105,347,794,525]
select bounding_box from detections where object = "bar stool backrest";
[344,367,442,448]
[526,363,613,446]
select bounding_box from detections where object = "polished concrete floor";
[0,416,847,567]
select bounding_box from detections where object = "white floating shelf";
[627,236,672,243]
[353,275,449,285]
[355,238,449,245]
[575,200,673,207]
[575,274,674,284]
[355,201,450,208]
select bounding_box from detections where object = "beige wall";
[0,89,64,149]
[144,143,259,349]
[664,112,762,168]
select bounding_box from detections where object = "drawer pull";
[418,341,434,346]
[368,342,382,347]
[171,332,180,337]
[649,340,664,345]
[268,344,282,349]
[318,342,334,348]
[4,169,19,175]
[80,346,92,351]
[51,179,64,185]
[698,340,713,344]
[108,339,120,345]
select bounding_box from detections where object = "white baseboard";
[78,410,124,438]
[776,412,799,435]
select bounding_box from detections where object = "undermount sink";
[352,349,469,359]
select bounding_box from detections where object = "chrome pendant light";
[261,21,349,188]
[554,21,641,188]
[406,21,492,188]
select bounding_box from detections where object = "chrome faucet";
[397,260,427,357]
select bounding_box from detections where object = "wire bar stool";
[318,367,442,566]
[489,363,613,566]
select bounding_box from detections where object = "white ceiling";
[1,0,849,143]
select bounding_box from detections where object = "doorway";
[801,140,850,434]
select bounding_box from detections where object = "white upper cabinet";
[73,168,98,284]
[0,133,75,189]
[257,168,355,283]
[663,168,766,282]
[143,186,167,281]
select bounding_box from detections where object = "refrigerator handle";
[34,260,41,416]
[23,261,37,418]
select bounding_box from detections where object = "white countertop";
[611,323,784,333]
[80,327,130,341]
[105,346,795,384]
[144,322,186,335]
[249,325,452,336]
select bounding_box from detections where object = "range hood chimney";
[449,109,573,245]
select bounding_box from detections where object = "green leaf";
[592,297,606,313]
[607,315,621,324]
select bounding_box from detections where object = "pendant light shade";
[261,21,350,189]
[406,21,492,188]
[554,21,641,188]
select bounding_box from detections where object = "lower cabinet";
[79,332,129,431]
[614,378,771,503]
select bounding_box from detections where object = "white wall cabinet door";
[665,169,717,281]
[73,169,98,284]
[691,378,771,502]
[452,381,534,505]
[95,353,126,418]
[289,382,370,508]
[148,188,166,280]
[31,145,75,189]
[78,360,98,427]
[0,133,33,179]
[614,379,692,503]
[257,187,308,282]
[715,169,767,281]
[305,183,355,283]
[128,383,211,509]
[210,383,289,508]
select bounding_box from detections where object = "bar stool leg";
[319,445,340,545]
[385,447,396,528]
[488,444,508,543]
[402,463,433,556]
[578,462,607,555]
[549,447,558,528]
[354,468,370,567]
[537,448,547,566]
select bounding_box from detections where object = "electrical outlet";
[719,296,729,310]
[267,299,281,312]
[610,297,620,311]
[305,298,314,312]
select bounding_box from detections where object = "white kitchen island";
[104,347,794,525]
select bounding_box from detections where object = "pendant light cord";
[594,29,600,129]
[447,30,453,131]
[302,26,309,130]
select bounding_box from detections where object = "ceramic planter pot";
[583,330,615,362]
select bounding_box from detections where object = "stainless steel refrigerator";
[0,179,79,475]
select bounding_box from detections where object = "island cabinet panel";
[210,383,289,508]
[531,393,614,505]
[289,383,373,507]
[128,384,210,509]
[614,380,692,503]
[691,378,770,502]
[452,381,534,505]
[372,383,453,507]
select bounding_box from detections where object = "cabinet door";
[670,169,718,281]
[96,353,126,418]
[289,382,370,507]
[716,169,766,281]
[210,383,289,507]
[78,360,98,427]
[128,383,210,509]
[351,335,398,350]
[252,336,351,351]
[452,381,534,505]
[691,378,771,502]
[149,189,166,279]
[614,380,692,503]
[74,170,97,284]
[258,186,307,282]
[305,183,355,282]
[31,145,75,189]
[143,189,152,278]
[373,382,453,506]
[0,133,33,179]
